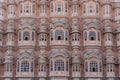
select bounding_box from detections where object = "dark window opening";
[26,10,29,13]
[25,37,29,41]
[92,68,96,72]
[90,9,93,13]
[66,38,68,40]
[58,36,61,40]
[58,67,61,71]
[91,37,95,41]
[51,38,53,40]
[58,8,61,12]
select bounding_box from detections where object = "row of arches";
[18,27,101,43]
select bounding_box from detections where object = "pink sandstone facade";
[0,0,120,80]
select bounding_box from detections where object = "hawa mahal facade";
[0,0,120,80]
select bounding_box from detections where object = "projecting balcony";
[102,1,111,5]
[39,41,47,46]
[6,41,14,46]
[0,16,4,21]
[50,40,69,46]
[50,12,68,18]
[7,1,16,5]
[71,41,80,46]
[4,72,13,77]
[18,41,35,46]
[72,72,81,77]
[106,72,115,77]
[8,14,16,19]
[0,41,2,46]
[112,2,120,9]
[19,13,36,18]
[85,72,103,77]
[71,13,79,17]
[49,71,69,77]
[84,41,101,46]
[117,41,120,46]
[105,41,113,46]
[38,72,47,77]
[115,16,120,21]
[16,72,34,77]
[102,15,112,20]
[40,13,48,18]
[82,13,99,19]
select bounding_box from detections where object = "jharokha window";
[23,31,30,41]
[90,61,98,72]
[20,1,36,16]
[89,31,96,41]
[55,30,64,40]
[21,61,29,72]
[54,60,64,71]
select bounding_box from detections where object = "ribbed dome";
[104,26,112,33]
[4,55,13,63]
[71,19,80,33]
[106,49,114,63]
[7,25,15,33]
[39,54,46,63]
[116,23,120,33]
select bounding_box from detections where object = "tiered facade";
[0,0,120,80]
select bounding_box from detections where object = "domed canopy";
[39,54,46,63]
[106,49,114,63]
[50,49,69,58]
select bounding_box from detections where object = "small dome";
[116,23,120,33]
[71,19,80,33]
[39,54,46,63]
[4,55,13,63]
[104,26,112,33]
[7,25,15,33]
[106,49,114,63]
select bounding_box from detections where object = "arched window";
[107,64,114,72]
[21,61,29,72]
[85,62,88,72]
[89,31,96,40]
[54,60,64,71]
[19,32,21,41]
[23,31,30,41]
[98,32,100,41]
[84,31,87,41]
[50,31,53,40]
[99,62,102,72]
[39,64,46,72]
[55,30,64,40]
[50,61,53,71]
[65,3,68,12]
[50,3,53,12]
[83,4,86,14]
[20,2,36,16]
[66,61,69,71]
[117,33,120,41]
[17,62,20,72]
[103,5,111,18]
[50,1,68,14]
[65,31,68,40]
[32,32,34,41]
[31,61,33,72]
[57,3,62,12]
[83,2,99,16]
[5,63,12,72]
[90,61,98,72]
[73,64,80,72]
[0,34,2,41]
[89,3,94,13]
